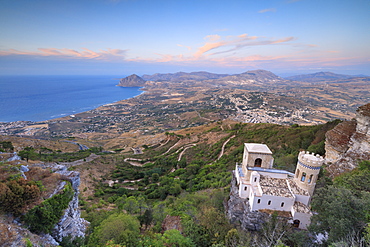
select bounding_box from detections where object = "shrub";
[23,181,74,233]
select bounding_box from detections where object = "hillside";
[142,71,229,82]
[1,101,370,246]
[1,69,370,246]
[286,71,367,82]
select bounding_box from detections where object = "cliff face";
[226,172,268,231]
[325,103,370,177]
[117,74,146,87]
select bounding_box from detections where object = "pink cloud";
[193,34,294,58]
[0,47,127,60]
[194,41,227,58]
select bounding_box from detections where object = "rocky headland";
[117,74,146,87]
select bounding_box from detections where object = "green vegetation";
[23,181,74,233]
[98,120,339,203]
[18,146,103,162]
[0,141,14,152]
[309,160,370,245]
[76,119,370,246]
[87,213,140,246]
[4,118,368,246]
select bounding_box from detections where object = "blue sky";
[0,0,369,76]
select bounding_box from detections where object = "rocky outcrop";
[117,74,146,87]
[325,120,356,164]
[356,103,370,136]
[226,172,268,231]
[0,220,59,247]
[50,166,89,242]
[325,103,370,177]
[27,163,89,244]
[161,215,183,233]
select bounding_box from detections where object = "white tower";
[242,143,274,180]
[294,151,324,196]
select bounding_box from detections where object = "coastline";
[0,75,142,123]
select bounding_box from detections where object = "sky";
[0,0,369,76]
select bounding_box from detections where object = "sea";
[0,75,142,122]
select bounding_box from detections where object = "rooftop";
[293,201,311,214]
[245,143,272,154]
[287,178,309,196]
[259,175,293,198]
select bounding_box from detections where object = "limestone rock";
[25,162,89,243]
[325,103,370,177]
[162,215,183,233]
[356,103,370,136]
[325,120,356,164]
[0,221,58,247]
[226,172,267,231]
[51,169,89,242]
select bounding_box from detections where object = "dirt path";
[195,111,213,122]
[60,153,99,167]
[163,139,182,155]
[124,158,146,167]
[217,135,236,160]
[178,144,196,161]
[159,136,171,147]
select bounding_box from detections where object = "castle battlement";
[298,151,324,168]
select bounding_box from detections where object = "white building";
[235,143,324,229]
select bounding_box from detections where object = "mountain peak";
[117,74,146,87]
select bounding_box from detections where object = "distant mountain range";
[285,71,368,82]
[118,70,369,87]
[142,71,229,81]
[141,69,282,82]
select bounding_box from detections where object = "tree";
[88,213,140,246]
[197,206,232,244]
[152,173,159,183]
[162,229,195,247]
[309,186,370,244]
[123,196,139,214]
[334,160,370,192]
[254,212,290,247]
[137,209,153,230]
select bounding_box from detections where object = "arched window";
[296,169,300,178]
[254,158,262,167]
[268,200,271,205]
[281,202,285,207]
[257,199,261,204]
[254,177,257,182]
[293,219,300,228]
[301,172,306,182]
[308,174,313,184]
[244,186,247,191]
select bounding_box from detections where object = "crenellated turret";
[294,151,324,196]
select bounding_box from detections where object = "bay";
[0,75,142,122]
